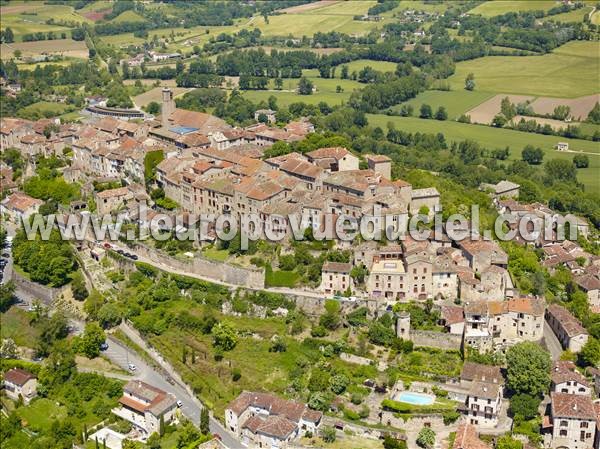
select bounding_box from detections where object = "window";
[560,420,568,427]
[559,430,567,437]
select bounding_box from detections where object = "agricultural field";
[548,5,595,23]
[108,9,146,23]
[468,0,557,17]
[393,90,495,120]
[18,101,74,119]
[0,4,91,41]
[447,41,600,98]
[0,38,89,60]
[240,71,363,107]
[367,114,600,190]
[336,59,398,77]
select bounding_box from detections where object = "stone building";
[319,261,353,295]
[545,304,589,353]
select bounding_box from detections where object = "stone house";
[365,154,392,180]
[112,380,177,436]
[459,239,508,274]
[452,422,492,449]
[94,184,149,216]
[0,191,43,222]
[409,187,440,215]
[458,363,504,429]
[320,261,353,295]
[2,368,38,404]
[548,392,596,449]
[225,391,322,449]
[305,147,359,172]
[551,361,593,396]
[546,304,589,353]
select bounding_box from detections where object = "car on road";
[128,363,137,372]
[131,254,138,260]
[103,242,112,249]
[117,249,125,255]
[2,252,9,257]
[176,400,183,408]
[100,342,109,351]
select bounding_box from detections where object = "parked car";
[100,342,109,351]
[176,400,183,408]
[103,242,112,249]
[128,363,137,371]
[131,254,139,260]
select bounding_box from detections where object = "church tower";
[161,88,175,128]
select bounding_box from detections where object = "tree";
[545,159,576,183]
[274,78,283,90]
[383,435,407,449]
[319,299,341,330]
[200,408,210,434]
[492,114,507,127]
[553,105,571,120]
[416,427,435,449]
[521,145,544,165]
[506,341,551,396]
[579,337,600,367]
[3,28,14,43]
[0,338,18,359]
[573,154,589,168]
[71,271,88,301]
[146,101,161,115]
[78,323,105,358]
[465,73,475,91]
[329,374,350,394]
[496,435,523,449]
[321,426,336,443]
[434,106,448,121]
[587,102,600,124]
[212,322,237,351]
[419,103,433,119]
[159,414,165,436]
[501,97,516,120]
[297,77,314,95]
[509,393,541,420]
[13,49,22,59]
[0,281,16,312]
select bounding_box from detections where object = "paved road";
[102,335,243,449]
[543,319,563,360]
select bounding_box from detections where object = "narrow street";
[543,319,563,360]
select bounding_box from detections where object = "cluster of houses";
[225,391,322,449]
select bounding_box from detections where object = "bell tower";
[161,88,175,128]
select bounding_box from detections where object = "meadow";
[367,114,600,190]
[336,59,398,77]
[0,38,88,59]
[241,70,363,107]
[392,90,494,120]
[446,41,600,98]
[467,1,557,17]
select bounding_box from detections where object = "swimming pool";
[395,391,435,406]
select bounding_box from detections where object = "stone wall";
[131,243,265,289]
[410,330,463,351]
[11,269,65,305]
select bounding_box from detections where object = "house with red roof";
[2,368,38,404]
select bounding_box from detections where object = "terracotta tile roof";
[468,381,500,400]
[575,274,600,291]
[3,368,36,386]
[506,297,546,316]
[546,304,588,338]
[440,305,464,325]
[453,423,491,449]
[177,132,210,148]
[279,157,323,180]
[461,362,503,384]
[121,380,176,418]
[322,261,352,274]
[551,361,590,388]
[365,154,392,163]
[167,108,230,134]
[96,186,130,199]
[306,146,351,161]
[551,392,596,420]
[1,192,43,212]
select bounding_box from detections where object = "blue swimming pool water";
[396,391,435,405]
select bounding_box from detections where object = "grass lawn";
[16,398,68,432]
[265,269,299,288]
[18,101,73,118]
[78,1,113,13]
[367,114,600,191]
[468,1,557,17]
[0,307,38,348]
[391,90,495,120]
[202,247,230,262]
[446,41,599,98]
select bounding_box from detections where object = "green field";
[19,101,72,118]
[447,41,600,98]
[241,70,363,107]
[391,0,450,13]
[367,114,600,191]
[78,1,113,13]
[108,9,146,23]
[392,90,494,120]
[0,307,38,347]
[468,0,557,17]
[549,5,594,23]
[336,59,398,77]
[0,4,91,41]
